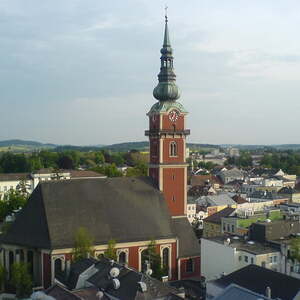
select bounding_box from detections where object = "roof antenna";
[165,5,168,23]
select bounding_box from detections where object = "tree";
[290,237,300,262]
[0,189,28,221]
[72,227,94,262]
[142,240,167,280]
[104,239,117,261]
[10,262,32,298]
[126,162,148,177]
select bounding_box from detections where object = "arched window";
[141,249,150,273]
[19,249,24,262]
[162,248,169,269]
[170,142,177,157]
[118,251,126,265]
[172,124,176,131]
[186,258,194,273]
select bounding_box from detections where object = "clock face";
[168,110,179,122]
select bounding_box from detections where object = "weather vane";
[165,5,168,22]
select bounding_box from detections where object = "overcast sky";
[1,0,300,145]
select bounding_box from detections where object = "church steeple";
[153,15,180,102]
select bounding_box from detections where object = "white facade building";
[201,236,281,281]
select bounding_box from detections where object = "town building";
[206,264,300,300]
[202,207,235,238]
[201,236,281,282]
[218,168,244,184]
[0,16,200,288]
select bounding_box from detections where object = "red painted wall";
[43,253,51,288]
[163,138,185,163]
[163,168,185,216]
[128,246,139,271]
[162,114,184,131]
[180,257,201,279]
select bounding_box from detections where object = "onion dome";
[153,15,180,102]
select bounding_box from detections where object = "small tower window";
[170,141,177,157]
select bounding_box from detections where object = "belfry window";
[170,142,177,157]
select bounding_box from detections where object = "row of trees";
[260,152,300,176]
[73,227,167,280]
[0,149,149,176]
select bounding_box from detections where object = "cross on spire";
[165,5,168,22]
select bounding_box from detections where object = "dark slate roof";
[232,195,247,204]
[203,207,235,225]
[87,258,180,300]
[215,283,269,300]
[67,258,98,289]
[46,284,81,300]
[172,217,200,258]
[1,177,175,249]
[213,264,300,300]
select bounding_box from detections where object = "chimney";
[265,286,271,299]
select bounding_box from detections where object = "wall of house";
[203,222,221,238]
[43,253,51,288]
[180,256,201,279]
[201,238,236,281]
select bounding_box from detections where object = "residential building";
[218,168,244,184]
[197,194,237,216]
[45,257,184,299]
[206,264,300,300]
[201,236,280,282]
[221,209,282,236]
[202,207,235,238]
[187,197,196,223]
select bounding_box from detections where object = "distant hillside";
[0,139,57,152]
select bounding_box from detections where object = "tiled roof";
[232,195,247,204]
[203,207,235,224]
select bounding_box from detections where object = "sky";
[1,0,300,146]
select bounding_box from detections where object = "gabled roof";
[2,177,175,249]
[232,195,247,204]
[213,264,300,300]
[198,194,236,207]
[203,207,235,224]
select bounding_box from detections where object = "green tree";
[0,189,28,221]
[290,237,300,262]
[92,164,122,177]
[10,262,32,298]
[104,239,117,261]
[142,240,167,280]
[126,162,148,177]
[72,227,94,262]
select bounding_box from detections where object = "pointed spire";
[153,12,180,102]
[163,10,171,47]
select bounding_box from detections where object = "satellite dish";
[112,278,120,290]
[110,267,120,278]
[96,291,104,299]
[146,268,153,276]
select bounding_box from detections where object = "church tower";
[145,15,190,217]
